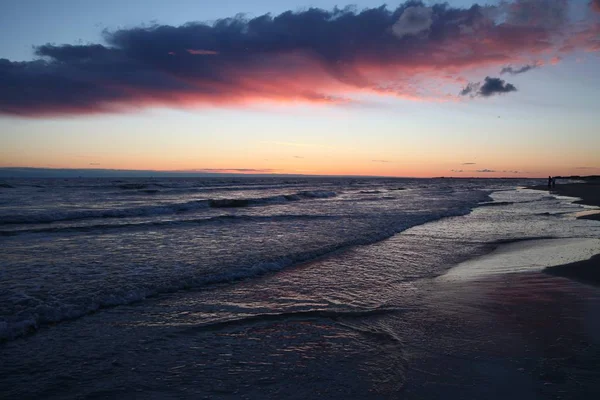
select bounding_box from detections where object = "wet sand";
[403,272,600,399]
[546,254,600,286]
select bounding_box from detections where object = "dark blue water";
[1,177,599,399]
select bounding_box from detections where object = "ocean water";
[1,177,600,398]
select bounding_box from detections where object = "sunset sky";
[1,0,599,177]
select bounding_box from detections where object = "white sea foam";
[6,177,596,342]
[442,238,600,280]
[0,178,485,341]
[1,207,463,341]
[0,190,338,225]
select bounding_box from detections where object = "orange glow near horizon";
[2,150,597,179]
[2,94,599,180]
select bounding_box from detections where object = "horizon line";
[0,166,550,180]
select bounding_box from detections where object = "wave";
[118,183,326,195]
[0,214,340,237]
[477,201,516,207]
[478,196,560,208]
[181,306,403,333]
[118,183,153,190]
[0,204,474,342]
[0,200,210,225]
[0,190,338,225]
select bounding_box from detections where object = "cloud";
[575,166,600,170]
[0,0,597,116]
[372,159,390,163]
[479,77,517,97]
[293,156,304,159]
[391,6,433,39]
[592,1,600,13]
[461,162,476,165]
[476,169,496,173]
[451,169,464,172]
[500,64,537,75]
[460,83,478,97]
[186,49,219,55]
[89,162,101,166]
[461,77,517,97]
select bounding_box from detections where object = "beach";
[529,182,600,286]
[531,181,600,220]
[1,178,600,399]
[2,0,600,397]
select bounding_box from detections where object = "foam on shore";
[441,238,600,280]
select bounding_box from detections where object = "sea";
[1,177,600,399]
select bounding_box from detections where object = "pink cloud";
[1,1,599,116]
[186,49,219,55]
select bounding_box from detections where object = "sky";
[1,0,599,178]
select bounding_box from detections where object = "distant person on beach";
[552,177,556,188]
[548,176,552,188]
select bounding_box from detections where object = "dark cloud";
[0,0,591,116]
[476,169,496,173]
[460,82,479,97]
[186,49,219,55]
[500,64,537,75]
[461,77,517,98]
[504,0,568,29]
[479,77,517,96]
[89,162,101,166]
[575,166,599,170]
[461,162,476,165]
[451,169,464,172]
[391,6,433,38]
[592,1,600,13]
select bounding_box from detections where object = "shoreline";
[404,271,600,399]
[1,181,599,398]
[529,182,600,285]
[529,182,600,220]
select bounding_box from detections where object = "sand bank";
[530,182,600,221]
[441,238,600,280]
[528,182,600,285]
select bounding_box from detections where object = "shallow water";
[0,177,503,340]
[442,238,600,279]
[1,178,600,398]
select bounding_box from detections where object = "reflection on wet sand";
[403,272,600,399]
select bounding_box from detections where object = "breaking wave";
[0,204,473,342]
[0,190,337,225]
